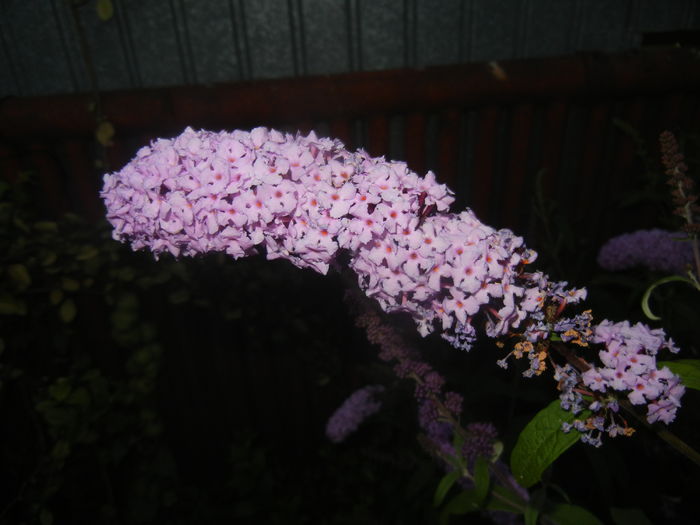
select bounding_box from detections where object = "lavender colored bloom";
[597,229,693,274]
[418,397,498,467]
[101,127,583,353]
[586,319,682,411]
[462,422,499,465]
[559,320,685,445]
[325,385,385,443]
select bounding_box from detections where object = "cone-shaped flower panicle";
[102,127,575,350]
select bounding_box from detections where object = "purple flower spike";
[597,229,693,274]
[325,385,385,443]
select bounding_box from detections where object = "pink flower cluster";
[582,320,684,424]
[101,127,550,348]
[556,319,684,446]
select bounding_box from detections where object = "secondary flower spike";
[101,126,565,349]
[325,385,385,443]
[597,229,694,274]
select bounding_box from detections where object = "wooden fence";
[2,47,699,235]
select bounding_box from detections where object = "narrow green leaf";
[34,221,58,233]
[76,245,99,261]
[13,217,30,233]
[524,505,539,525]
[447,428,467,470]
[491,440,504,462]
[8,264,31,290]
[610,507,654,525]
[41,252,57,266]
[472,456,491,506]
[510,400,584,488]
[641,275,696,321]
[658,359,700,391]
[439,490,482,525]
[544,503,603,525]
[59,299,77,323]
[434,470,461,507]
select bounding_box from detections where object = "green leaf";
[658,359,700,391]
[510,400,584,488]
[543,503,603,525]
[0,293,27,315]
[41,252,58,267]
[49,378,72,402]
[59,299,77,323]
[51,440,71,461]
[76,245,99,261]
[39,508,53,525]
[524,505,539,525]
[96,0,114,21]
[491,440,504,462]
[8,264,31,290]
[13,216,30,233]
[50,289,64,305]
[34,221,58,233]
[472,456,491,506]
[439,490,482,525]
[610,507,654,525]
[438,458,492,524]
[641,275,697,321]
[62,277,80,291]
[434,470,461,507]
[66,387,91,407]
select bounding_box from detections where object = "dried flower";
[660,130,700,234]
